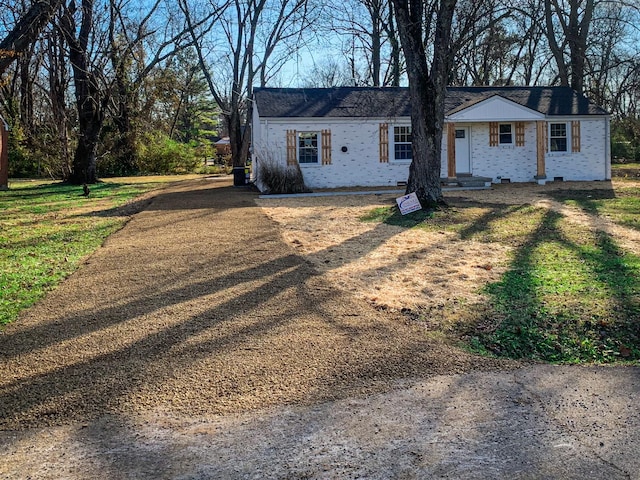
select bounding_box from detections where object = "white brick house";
[251,87,611,190]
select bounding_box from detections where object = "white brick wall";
[254,119,412,189]
[464,123,538,182]
[545,119,608,181]
[253,117,609,189]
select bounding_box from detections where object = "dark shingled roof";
[253,86,608,118]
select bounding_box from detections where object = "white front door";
[455,127,471,174]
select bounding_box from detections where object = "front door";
[455,127,471,174]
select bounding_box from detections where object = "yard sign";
[396,192,422,215]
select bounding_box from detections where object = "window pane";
[298,133,318,163]
[394,126,411,143]
[499,124,512,144]
[394,143,412,160]
[550,123,567,152]
[550,123,566,137]
[393,126,412,160]
[550,138,567,152]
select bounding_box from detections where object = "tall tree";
[180,0,315,169]
[544,0,594,93]
[328,0,404,86]
[391,0,456,207]
[60,0,111,184]
[107,0,201,173]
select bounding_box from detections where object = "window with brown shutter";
[379,123,389,163]
[286,129,297,165]
[321,129,332,164]
[489,122,499,146]
[572,121,581,152]
[516,122,525,147]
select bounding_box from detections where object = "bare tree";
[180,0,316,170]
[59,0,112,184]
[448,0,517,85]
[302,57,353,87]
[107,0,199,174]
[544,0,595,93]
[327,0,404,86]
[392,0,456,207]
[0,0,65,74]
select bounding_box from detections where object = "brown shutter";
[572,121,581,152]
[489,122,498,146]
[516,122,525,147]
[286,129,297,165]
[379,123,389,163]
[321,129,331,165]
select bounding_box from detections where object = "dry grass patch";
[257,194,509,312]
[259,180,640,363]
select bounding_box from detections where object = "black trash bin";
[233,166,246,186]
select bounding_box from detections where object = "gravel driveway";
[1,177,638,479]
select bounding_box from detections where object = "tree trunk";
[70,126,99,184]
[544,0,594,94]
[18,49,34,136]
[111,50,137,175]
[386,4,401,87]
[62,0,105,185]
[370,0,381,86]
[404,61,443,207]
[47,32,72,179]
[392,0,456,208]
[228,114,251,169]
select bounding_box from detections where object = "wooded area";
[0,0,639,188]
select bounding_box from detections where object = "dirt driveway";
[1,178,638,479]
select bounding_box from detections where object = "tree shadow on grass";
[466,208,640,362]
[548,186,640,232]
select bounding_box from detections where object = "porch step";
[441,176,493,188]
[458,177,492,188]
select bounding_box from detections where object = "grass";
[549,185,640,231]
[612,162,640,179]
[361,183,640,364]
[0,177,181,327]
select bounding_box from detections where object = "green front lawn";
[0,178,176,327]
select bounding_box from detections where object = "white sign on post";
[396,192,422,215]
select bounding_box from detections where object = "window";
[298,132,318,163]
[499,124,513,144]
[550,123,568,152]
[394,126,412,161]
